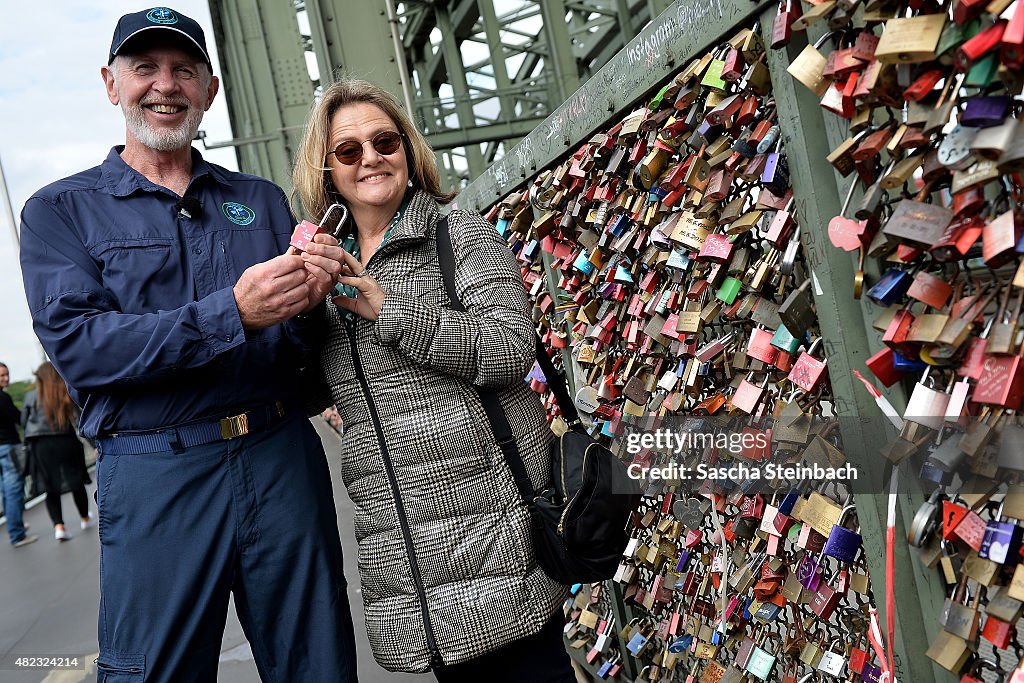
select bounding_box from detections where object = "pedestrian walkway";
[0,420,426,683]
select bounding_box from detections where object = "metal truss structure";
[207,0,674,192]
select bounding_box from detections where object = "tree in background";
[6,381,34,410]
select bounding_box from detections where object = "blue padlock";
[520,239,540,262]
[606,212,629,236]
[666,248,690,270]
[779,489,800,516]
[495,217,510,237]
[573,249,595,274]
[668,634,693,654]
[626,629,649,656]
[595,659,613,678]
[754,601,782,622]
[919,460,954,486]
[613,264,635,285]
[866,268,913,306]
[891,350,928,373]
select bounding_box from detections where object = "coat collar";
[372,188,444,252]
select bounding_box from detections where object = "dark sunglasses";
[329,130,405,165]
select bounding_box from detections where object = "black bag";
[437,217,641,584]
[8,443,30,477]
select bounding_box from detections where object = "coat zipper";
[346,321,444,669]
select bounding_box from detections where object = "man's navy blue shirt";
[20,147,322,439]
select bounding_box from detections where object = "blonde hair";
[292,78,456,222]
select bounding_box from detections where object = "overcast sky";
[0,3,240,382]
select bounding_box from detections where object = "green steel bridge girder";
[209,0,654,193]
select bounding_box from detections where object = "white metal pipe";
[384,0,416,117]
[0,152,19,249]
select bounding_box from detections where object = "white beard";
[121,98,204,152]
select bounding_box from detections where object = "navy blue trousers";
[95,415,357,682]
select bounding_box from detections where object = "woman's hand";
[296,233,346,311]
[331,248,386,321]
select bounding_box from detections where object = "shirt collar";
[100,145,232,197]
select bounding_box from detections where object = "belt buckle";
[220,413,250,440]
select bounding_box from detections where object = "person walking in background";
[21,362,93,542]
[291,79,573,682]
[0,361,37,548]
[19,7,357,681]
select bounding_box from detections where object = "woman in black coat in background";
[21,362,92,542]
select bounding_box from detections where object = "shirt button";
[225,335,232,343]
[45,295,52,303]
[193,247,203,255]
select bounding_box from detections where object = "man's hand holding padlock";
[235,231,346,330]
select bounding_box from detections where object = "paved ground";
[0,420,426,683]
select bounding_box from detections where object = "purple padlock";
[960,95,1011,128]
[797,553,822,591]
[692,120,724,147]
[862,664,883,683]
[760,153,789,195]
[823,525,862,565]
[979,517,1023,564]
[675,550,691,572]
[761,152,782,185]
[595,281,618,298]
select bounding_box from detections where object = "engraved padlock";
[788,338,828,393]
[778,278,815,342]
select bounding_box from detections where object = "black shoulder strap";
[436,215,534,501]
[436,215,581,425]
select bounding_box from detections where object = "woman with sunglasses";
[292,79,572,682]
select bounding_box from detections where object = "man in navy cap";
[20,7,358,681]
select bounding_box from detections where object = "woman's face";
[327,102,409,217]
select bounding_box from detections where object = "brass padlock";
[874,13,947,63]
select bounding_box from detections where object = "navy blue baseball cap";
[108,7,212,67]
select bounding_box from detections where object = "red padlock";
[981,615,1014,649]
[865,347,906,387]
[1003,0,1024,69]
[955,20,1008,72]
[954,0,989,25]
[904,69,944,102]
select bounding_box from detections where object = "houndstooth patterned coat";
[320,189,566,673]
